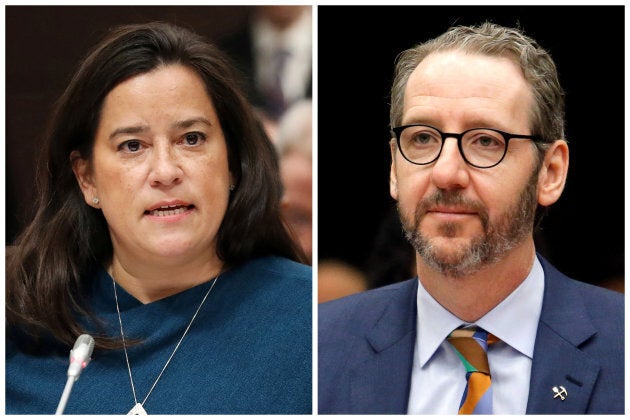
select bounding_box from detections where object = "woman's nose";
[147,143,184,187]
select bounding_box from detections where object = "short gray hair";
[390,22,565,146]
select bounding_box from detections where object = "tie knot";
[447,327,497,375]
[448,327,498,414]
[449,327,498,343]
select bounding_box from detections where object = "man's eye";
[414,133,434,144]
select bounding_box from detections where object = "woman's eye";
[184,132,205,146]
[119,140,142,152]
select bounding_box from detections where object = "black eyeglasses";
[391,124,546,169]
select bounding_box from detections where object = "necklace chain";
[112,274,220,412]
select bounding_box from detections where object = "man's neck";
[416,240,536,322]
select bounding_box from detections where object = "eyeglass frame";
[390,123,547,169]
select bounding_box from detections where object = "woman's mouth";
[145,204,195,217]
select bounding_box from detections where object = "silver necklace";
[112,274,220,415]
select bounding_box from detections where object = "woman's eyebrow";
[109,125,149,140]
[171,117,213,130]
[108,118,213,140]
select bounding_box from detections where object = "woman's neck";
[109,251,224,304]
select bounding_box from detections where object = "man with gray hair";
[318,22,623,414]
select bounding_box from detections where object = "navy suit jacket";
[318,256,624,414]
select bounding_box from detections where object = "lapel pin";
[552,386,568,401]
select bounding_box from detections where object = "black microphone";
[55,334,95,415]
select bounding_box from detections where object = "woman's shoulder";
[235,255,312,283]
[223,256,311,314]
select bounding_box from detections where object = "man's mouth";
[429,206,476,215]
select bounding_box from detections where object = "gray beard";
[399,169,539,278]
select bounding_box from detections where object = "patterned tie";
[447,327,498,414]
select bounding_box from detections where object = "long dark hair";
[7,22,306,351]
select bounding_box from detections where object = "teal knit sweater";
[7,256,312,414]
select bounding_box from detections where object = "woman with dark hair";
[6,22,311,414]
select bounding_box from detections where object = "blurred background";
[6,5,313,262]
[318,5,624,301]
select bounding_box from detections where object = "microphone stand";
[55,377,76,415]
[55,334,95,415]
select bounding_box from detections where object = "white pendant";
[128,403,148,415]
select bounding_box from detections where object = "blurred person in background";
[364,206,417,290]
[276,99,313,264]
[220,5,312,141]
[318,259,368,304]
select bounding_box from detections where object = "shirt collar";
[416,256,545,367]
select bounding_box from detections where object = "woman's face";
[73,64,232,266]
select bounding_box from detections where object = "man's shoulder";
[539,255,623,345]
[540,256,623,311]
[320,278,416,311]
[571,277,623,305]
[534,256,624,414]
[568,278,624,330]
[319,278,417,336]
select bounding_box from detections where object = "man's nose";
[430,137,470,190]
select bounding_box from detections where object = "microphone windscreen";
[73,334,95,357]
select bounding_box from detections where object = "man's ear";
[537,140,569,206]
[389,139,399,200]
[70,151,99,208]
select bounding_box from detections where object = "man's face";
[390,50,540,277]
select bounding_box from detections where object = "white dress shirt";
[407,257,545,414]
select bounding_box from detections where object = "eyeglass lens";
[399,126,507,167]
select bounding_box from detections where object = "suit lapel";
[349,279,418,414]
[526,258,600,414]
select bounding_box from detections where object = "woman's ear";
[537,140,569,206]
[70,151,99,208]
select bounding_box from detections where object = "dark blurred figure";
[364,205,416,290]
[220,6,312,140]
